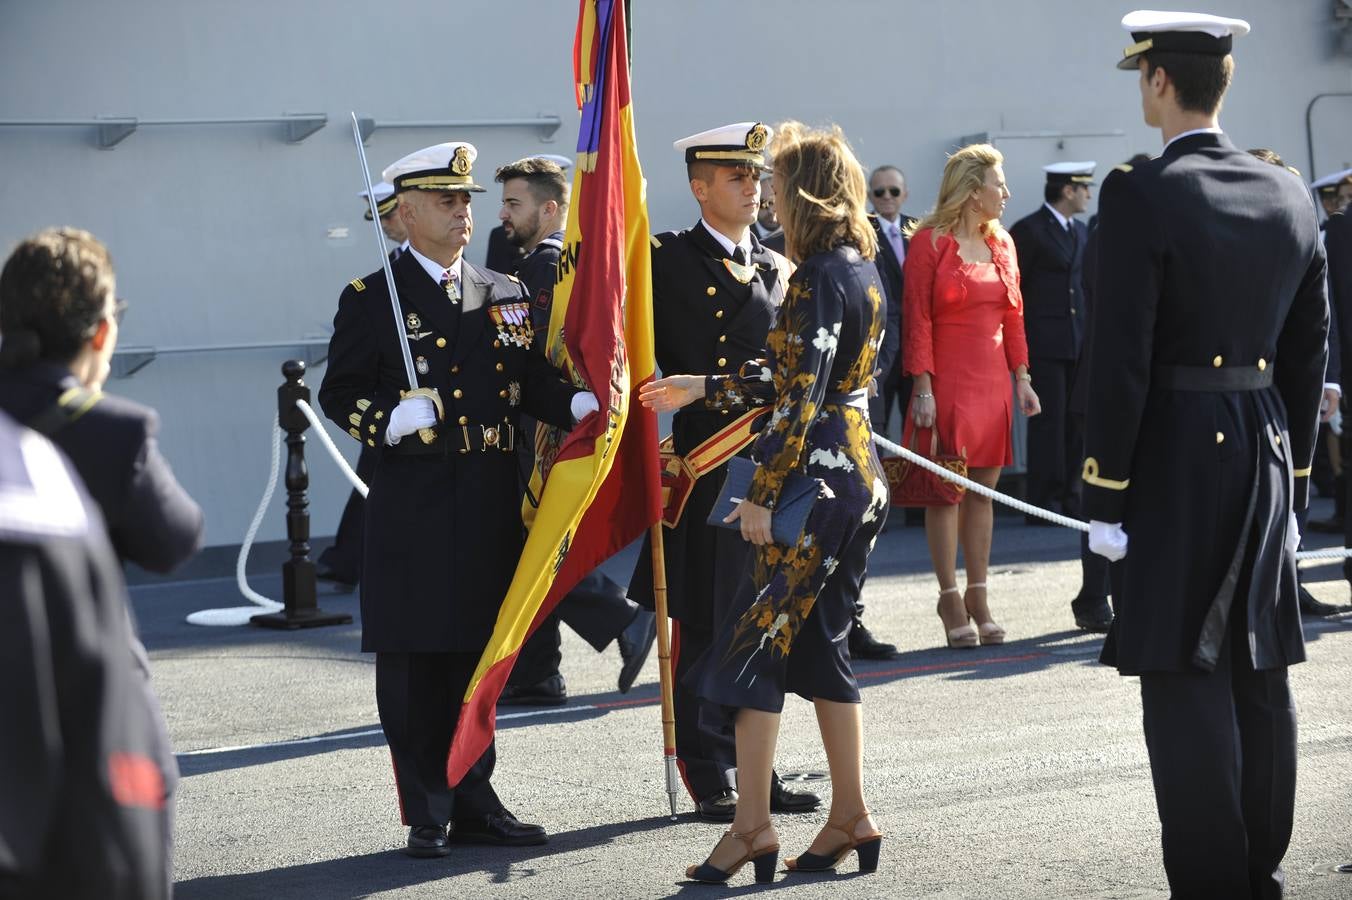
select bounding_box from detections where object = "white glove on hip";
[1286,511,1301,557]
[570,390,600,423]
[1088,520,1128,562]
[384,395,438,445]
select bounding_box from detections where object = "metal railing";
[0,113,327,148]
[111,337,331,377]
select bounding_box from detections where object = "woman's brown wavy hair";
[770,121,877,263]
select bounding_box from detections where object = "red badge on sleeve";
[108,752,166,810]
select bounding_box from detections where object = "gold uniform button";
[1212,355,1223,368]
[493,340,502,348]
[1275,434,1282,445]
[436,337,447,348]
[721,409,730,416]
[495,362,505,372]
[706,286,716,296]
[1216,432,1225,444]
[499,389,509,398]
[453,389,463,399]
[718,335,727,343]
[715,310,724,318]
[451,365,460,374]
[1257,358,1267,371]
[717,357,727,367]
[458,416,469,425]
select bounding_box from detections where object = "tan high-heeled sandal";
[685,820,780,884]
[785,811,884,873]
[964,582,1005,645]
[937,587,978,648]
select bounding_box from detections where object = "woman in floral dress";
[641,121,888,884]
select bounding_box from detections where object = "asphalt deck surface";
[137,500,1352,899]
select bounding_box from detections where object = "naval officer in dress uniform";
[1010,162,1093,523]
[1083,12,1328,897]
[319,141,597,857]
[628,122,819,820]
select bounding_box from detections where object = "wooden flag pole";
[648,521,681,818]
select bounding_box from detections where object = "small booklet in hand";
[707,456,821,546]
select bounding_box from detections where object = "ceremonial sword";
[348,112,442,444]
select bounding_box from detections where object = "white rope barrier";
[870,432,1352,564]
[186,401,371,626]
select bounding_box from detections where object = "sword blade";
[349,112,418,390]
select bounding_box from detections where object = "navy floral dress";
[689,244,890,713]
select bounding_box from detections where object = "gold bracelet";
[1017,373,1032,383]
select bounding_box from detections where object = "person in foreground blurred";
[641,121,888,884]
[902,144,1041,649]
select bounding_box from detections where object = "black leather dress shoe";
[498,673,567,707]
[697,788,738,822]
[450,809,548,846]
[617,610,656,694]
[1298,585,1346,618]
[405,825,451,858]
[770,776,821,813]
[849,623,897,660]
[1307,516,1344,534]
[1071,595,1114,633]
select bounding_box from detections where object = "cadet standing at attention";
[1083,12,1328,897]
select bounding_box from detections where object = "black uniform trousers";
[1137,603,1296,900]
[318,444,378,583]
[671,619,737,800]
[375,651,502,828]
[512,571,640,684]
[1025,357,1081,513]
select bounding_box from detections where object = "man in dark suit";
[628,122,818,821]
[320,141,596,857]
[0,412,175,900]
[490,156,656,705]
[1085,12,1327,896]
[751,171,778,243]
[1011,162,1093,522]
[866,165,916,435]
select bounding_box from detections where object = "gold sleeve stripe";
[348,413,362,427]
[348,427,361,439]
[1293,467,1312,478]
[356,398,371,412]
[1082,457,1130,491]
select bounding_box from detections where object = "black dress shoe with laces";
[849,623,897,660]
[1298,585,1346,618]
[770,776,821,813]
[405,825,451,858]
[1071,595,1114,633]
[498,673,567,707]
[450,809,548,846]
[617,610,656,694]
[697,787,738,822]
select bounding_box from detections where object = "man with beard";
[628,122,819,821]
[493,155,657,704]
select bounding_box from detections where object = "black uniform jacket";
[629,222,788,627]
[1326,210,1352,384]
[1083,132,1328,675]
[0,415,172,899]
[0,362,204,573]
[1010,205,1088,361]
[869,213,916,384]
[518,229,565,336]
[318,251,580,653]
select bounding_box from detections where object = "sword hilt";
[401,386,444,445]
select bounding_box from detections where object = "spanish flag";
[446,0,660,786]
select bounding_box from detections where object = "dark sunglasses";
[872,187,902,199]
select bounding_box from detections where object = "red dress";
[901,227,1029,467]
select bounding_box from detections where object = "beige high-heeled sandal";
[964,582,1005,645]
[937,587,978,649]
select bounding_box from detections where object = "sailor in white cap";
[318,140,597,857]
[623,121,817,822]
[358,181,408,254]
[1008,161,1095,551]
[1311,166,1352,219]
[1083,12,1328,896]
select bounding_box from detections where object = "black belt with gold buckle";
[456,422,516,454]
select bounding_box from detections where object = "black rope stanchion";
[252,360,353,630]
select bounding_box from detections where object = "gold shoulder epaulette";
[1113,164,1134,174]
[650,235,662,249]
[350,278,366,292]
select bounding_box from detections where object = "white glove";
[571,390,599,423]
[1286,511,1301,557]
[1088,520,1128,562]
[384,396,437,445]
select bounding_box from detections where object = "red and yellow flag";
[447,0,659,786]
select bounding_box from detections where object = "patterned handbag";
[882,426,967,507]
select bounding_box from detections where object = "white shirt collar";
[408,244,462,285]
[1164,126,1223,153]
[1043,203,1072,231]
[699,219,752,259]
[877,214,902,232]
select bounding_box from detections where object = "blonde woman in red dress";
[902,144,1041,648]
